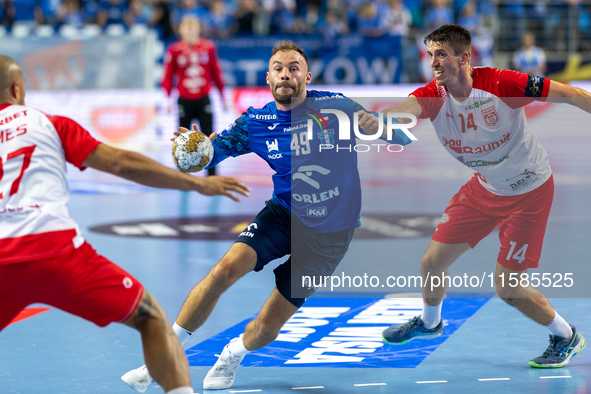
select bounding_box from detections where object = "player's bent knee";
[209,261,244,287]
[496,285,527,305]
[420,254,446,272]
[252,319,281,343]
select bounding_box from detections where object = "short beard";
[271,82,304,105]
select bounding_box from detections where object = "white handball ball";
[172,130,214,172]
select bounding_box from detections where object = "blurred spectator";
[83,0,100,23]
[97,0,128,28]
[386,0,412,36]
[423,0,453,32]
[343,0,363,31]
[150,0,175,44]
[457,1,482,33]
[202,0,236,38]
[498,0,526,50]
[319,8,348,46]
[1,0,11,25]
[235,0,257,35]
[39,0,60,24]
[512,31,547,75]
[357,1,389,37]
[172,0,206,27]
[57,0,84,27]
[269,0,297,34]
[11,0,43,25]
[124,0,151,27]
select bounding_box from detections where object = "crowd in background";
[2,0,591,52]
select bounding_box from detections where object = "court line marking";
[416,380,448,384]
[539,376,572,379]
[292,387,325,390]
[478,378,511,381]
[229,390,263,393]
[353,383,387,387]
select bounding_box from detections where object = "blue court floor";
[1,102,590,393]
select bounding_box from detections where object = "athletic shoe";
[382,315,444,345]
[121,365,160,392]
[203,338,245,390]
[529,325,586,368]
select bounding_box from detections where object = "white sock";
[172,322,192,346]
[421,301,442,329]
[546,311,573,338]
[166,387,194,394]
[227,334,250,357]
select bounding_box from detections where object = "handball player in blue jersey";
[122,40,413,392]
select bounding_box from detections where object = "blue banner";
[214,35,403,86]
[186,297,489,368]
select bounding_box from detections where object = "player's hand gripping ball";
[172,130,214,172]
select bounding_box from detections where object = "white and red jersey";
[162,38,225,101]
[0,104,100,264]
[412,67,552,196]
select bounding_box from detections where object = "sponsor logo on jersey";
[283,123,307,132]
[446,112,453,119]
[314,94,344,101]
[307,206,328,217]
[508,168,539,190]
[525,75,544,98]
[439,213,449,223]
[459,154,510,168]
[292,165,331,189]
[268,122,280,130]
[482,106,499,126]
[266,138,283,159]
[266,139,279,152]
[250,114,277,120]
[464,98,493,111]
[442,133,511,154]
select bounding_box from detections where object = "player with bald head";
[0,55,26,105]
[0,56,249,394]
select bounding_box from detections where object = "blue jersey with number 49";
[207,90,412,233]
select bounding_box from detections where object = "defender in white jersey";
[368,25,591,368]
[0,55,249,394]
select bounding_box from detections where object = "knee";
[421,253,444,273]
[209,259,243,288]
[251,319,280,343]
[496,283,526,307]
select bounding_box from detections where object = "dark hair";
[424,24,472,58]
[271,40,308,65]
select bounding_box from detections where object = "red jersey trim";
[0,104,12,111]
[0,229,79,264]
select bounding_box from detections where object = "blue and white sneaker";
[529,325,586,368]
[382,315,444,345]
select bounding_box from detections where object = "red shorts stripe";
[0,242,144,330]
[432,174,554,271]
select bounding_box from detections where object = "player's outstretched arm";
[82,144,250,201]
[547,80,591,113]
[357,95,423,140]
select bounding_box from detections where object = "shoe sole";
[381,329,444,346]
[529,334,586,368]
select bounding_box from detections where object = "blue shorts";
[235,200,355,307]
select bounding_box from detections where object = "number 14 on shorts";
[507,241,528,264]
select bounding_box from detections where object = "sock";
[172,322,192,346]
[546,311,573,338]
[166,387,194,394]
[421,301,442,329]
[227,334,250,357]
